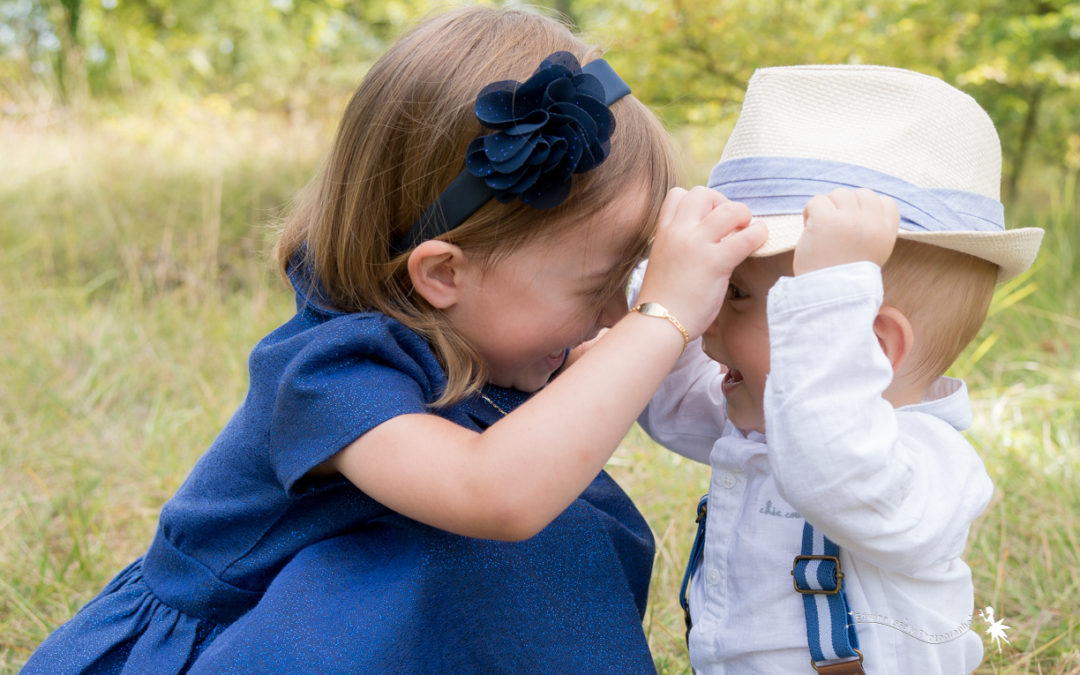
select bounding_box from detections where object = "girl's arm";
[577,265,730,465]
[330,187,766,540]
[629,261,729,465]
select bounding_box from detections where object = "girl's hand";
[794,188,899,276]
[637,186,767,339]
[330,188,764,542]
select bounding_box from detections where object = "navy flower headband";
[392,51,632,254]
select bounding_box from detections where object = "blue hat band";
[708,157,1004,235]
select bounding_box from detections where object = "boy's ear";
[873,305,915,372]
[407,240,468,309]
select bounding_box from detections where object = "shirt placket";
[700,463,742,625]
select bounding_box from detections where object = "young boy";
[638,65,1043,673]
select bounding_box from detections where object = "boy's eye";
[726,282,748,301]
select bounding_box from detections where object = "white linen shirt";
[638,262,993,674]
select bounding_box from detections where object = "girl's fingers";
[717,218,768,263]
[700,201,753,242]
[709,189,732,206]
[668,186,728,231]
[656,187,688,229]
[688,186,725,219]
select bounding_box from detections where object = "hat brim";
[747,214,1045,282]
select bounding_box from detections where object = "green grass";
[2,108,1077,673]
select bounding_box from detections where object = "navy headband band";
[392,52,632,255]
[708,156,1005,234]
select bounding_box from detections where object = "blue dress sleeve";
[260,312,447,493]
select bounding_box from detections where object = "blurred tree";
[2,0,1076,197]
[0,0,441,110]
[579,0,1080,199]
[53,0,84,101]
[949,0,1080,200]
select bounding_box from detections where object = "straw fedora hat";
[707,64,1043,281]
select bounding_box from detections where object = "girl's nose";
[598,292,629,329]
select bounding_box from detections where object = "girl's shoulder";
[266,253,442,383]
[254,307,444,400]
[243,294,449,492]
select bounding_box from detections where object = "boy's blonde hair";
[881,240,999,383]
[276,6,680,404]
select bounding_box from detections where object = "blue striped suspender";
[681,498,866,673]
[679,495,708,645]
[791,521,865,673]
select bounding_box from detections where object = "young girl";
[23,6,765,674]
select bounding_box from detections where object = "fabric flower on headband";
[465,51,616,209]
[392,52,629,254]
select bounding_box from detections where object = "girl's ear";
[407,240,468,309]
[873,305,915,373]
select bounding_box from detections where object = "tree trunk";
[1006,85,1043,203]
[53,0,85,105]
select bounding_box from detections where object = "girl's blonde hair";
[276,6,680,404]
[882,239,999,383]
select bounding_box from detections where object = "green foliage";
[583,0,1080,199]
[2,107,1079,673]
[0,0,446,110]
[0,110,311,669]
[1,2,1078,671]
[3,0,1078,194]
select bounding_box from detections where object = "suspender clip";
[791,554,844,595]
[811,649,864,673]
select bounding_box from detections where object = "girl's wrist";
[628,302,690,352]
[623,303,691,358]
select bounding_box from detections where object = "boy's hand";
[793,188,899,276]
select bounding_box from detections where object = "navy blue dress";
[23,263,657,674]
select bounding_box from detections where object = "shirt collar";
[903,376,973,431]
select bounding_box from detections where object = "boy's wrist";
[769,261,883,316]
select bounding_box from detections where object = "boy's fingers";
[854,188,886,221]
[883,195,901,226]
[803,194,837,224]
[828,188,860,213]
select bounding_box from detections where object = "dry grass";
[1,110,1077,673]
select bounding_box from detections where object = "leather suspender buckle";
[811,649,865,674]
[791,554,844,595]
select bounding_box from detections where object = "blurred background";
[2,1,1078,672]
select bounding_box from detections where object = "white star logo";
[979,606,1011,652]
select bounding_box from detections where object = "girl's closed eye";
[584,280,615,302]
[583,267,633,306]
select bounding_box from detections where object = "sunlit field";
[1,107,1077,673]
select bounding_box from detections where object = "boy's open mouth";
[721,368,744,395]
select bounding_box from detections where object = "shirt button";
[706,568,722,585]
[721,472,737,489]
